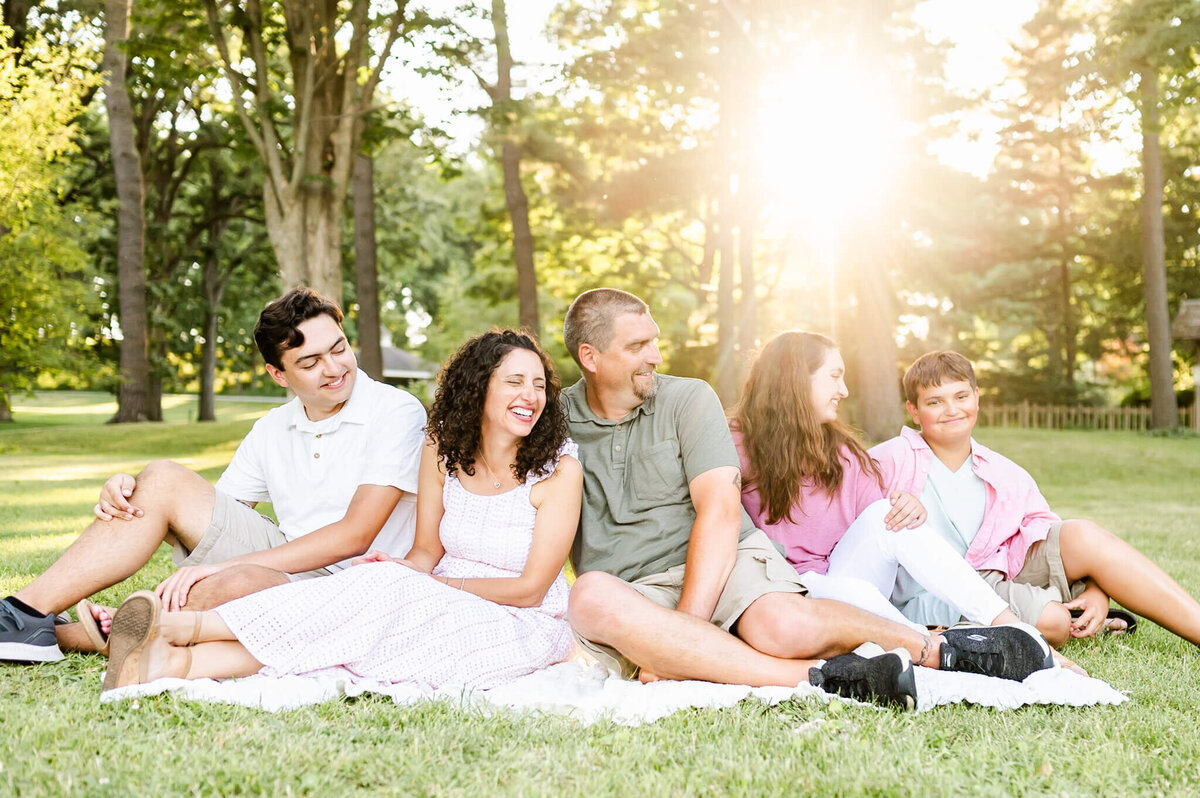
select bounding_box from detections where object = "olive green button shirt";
[564,374,757,583]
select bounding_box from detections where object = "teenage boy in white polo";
[0,288,426,663]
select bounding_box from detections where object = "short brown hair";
[903,351,978,404]
[254,287,344,369]
[563,288,649,366]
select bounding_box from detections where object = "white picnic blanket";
[100,660,1127,724]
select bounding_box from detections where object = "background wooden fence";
[979,402,1196,431]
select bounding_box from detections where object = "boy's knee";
[1060,519,1112,548]
[1037,601,1071,647]
[136,460,199,497]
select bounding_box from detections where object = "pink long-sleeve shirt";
[732,429,886,576]
[868,426,1059,579]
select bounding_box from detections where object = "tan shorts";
[574,529,807,678]
[980,521,1084,624]
[169,490,330,581]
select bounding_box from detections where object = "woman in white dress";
[100,329,583,693]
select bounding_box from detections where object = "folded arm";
[440,456,583,608]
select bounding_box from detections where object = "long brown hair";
[731,331,882,525]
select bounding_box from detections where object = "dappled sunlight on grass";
[0,532,78,560]
[3,391,279,431]
[0,451,236,483]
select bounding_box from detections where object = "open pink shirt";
[732,429,886,576]
[868,426,1059,579]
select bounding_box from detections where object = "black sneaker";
[0,597,64,663]
[939,622,1053,682]
[809,647,918,710]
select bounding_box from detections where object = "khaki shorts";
[574,529,807,678]
[169,490,330,581]
[980,521,1084,624]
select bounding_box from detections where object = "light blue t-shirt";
[891,456,988,625]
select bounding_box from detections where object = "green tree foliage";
[199,0,412,307]
[0,25,102,420]
[1097,0,1200,425]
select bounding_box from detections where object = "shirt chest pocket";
[629,440,686,504]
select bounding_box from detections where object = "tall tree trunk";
[3,0,32,57]
[1054,123,1076,398]
[737,209,757,362]
[491,0,539,337]
[849,249,903,443]
[712,0,738,405]
[0,391,12,423]
[105,0,151,423]
[1138,65,1179,428]
[199,308,218,422]
[200,0,408,310]
[263,178,345,306]
[199,241,226,423]
[147,328,165,422]
[353,152,383,379]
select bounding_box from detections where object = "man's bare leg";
[16,460,215,618]
[1060,519,1200,645]
[734,591,945,668]
[568,572,816,687]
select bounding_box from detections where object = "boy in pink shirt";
[871,351,1200,649]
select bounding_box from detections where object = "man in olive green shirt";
[562,289,1055,703]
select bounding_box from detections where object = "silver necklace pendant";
[491,478,501,489]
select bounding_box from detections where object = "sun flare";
[754,60,905,236]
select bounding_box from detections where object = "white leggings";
[799,499,1009,634]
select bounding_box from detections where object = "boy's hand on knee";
[95,473,142,521]
[1063,583,1109,638]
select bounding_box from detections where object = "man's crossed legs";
[568,534,1055,708]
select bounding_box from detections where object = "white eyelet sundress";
[214,441,577,689]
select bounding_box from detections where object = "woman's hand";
[884,490,927,531]
[351,550,395,566]
[352,551,423,572]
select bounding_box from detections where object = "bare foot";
[87,603,115,637]
[118,627,196,687]
[159,611,203,647]
[638,669,662,684]
[1102,617,1129,635]
[1053,650,1088,676]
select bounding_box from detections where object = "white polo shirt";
[215,370,426,571]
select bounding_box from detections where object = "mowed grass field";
[2,392,1200,796]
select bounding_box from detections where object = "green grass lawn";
[2,393,1200,796]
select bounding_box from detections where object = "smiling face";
[907,378,979,448]
[481,347,547,440]
[582,310,663,416]
[808,347,848,424]
[265,313,358,421]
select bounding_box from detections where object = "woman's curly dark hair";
[426,329,568,483]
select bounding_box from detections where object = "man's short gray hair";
[563,288,650,366]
